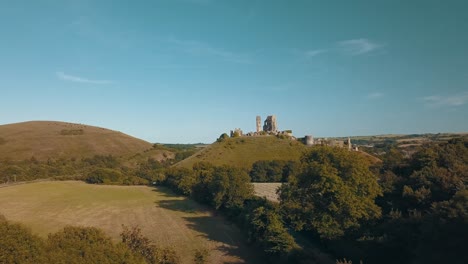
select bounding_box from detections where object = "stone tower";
[305,135,314,146]
[348,137,352,151]
[263,115,278,132]
[256,116,262,132]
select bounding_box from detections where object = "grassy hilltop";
[0,121,153,161]
[175,136,308,169]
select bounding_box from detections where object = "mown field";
[252,183,282,203]
[0,181,259,263]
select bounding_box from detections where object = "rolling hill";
[0,121,153,161]
[175,136,308,169]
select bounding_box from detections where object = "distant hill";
[175,136,308,169]
[0,121,153,161]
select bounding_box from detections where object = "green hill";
[175,136,308,169]
[0,121,153,161]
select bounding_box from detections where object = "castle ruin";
[256,116,262,132]
[263,115,278,132]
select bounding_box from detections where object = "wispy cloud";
[338,38,382,55]
[305,49,327,57]
[422,92,468,107]
[56,72,112,84]
[162,37,252,64]
[367,92,384,99]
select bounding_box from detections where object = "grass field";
[176,136,307,170]
[252,183,282,203]
[0,181,260,263]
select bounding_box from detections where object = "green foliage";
[83,155,119,168]
[378,137,468,214]
[326,137,468,264]
[136,158,165,182]
[250,160,300,182]
[247,205,296,255]
[121,225,180,264]
[164,163,254,210]
[165,167,197,195]
[0,217,46,263]
[162,164,298,260]
[46,226,142,264]
[279,146,382,239]
[0,217,142,264]
[174,150,196,162]
[412,190,468,264]
[217,133,229,142]
[207,166,254,210]
[85,168,123,184]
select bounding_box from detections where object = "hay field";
[0,181,259,263]
[253,183,282,203]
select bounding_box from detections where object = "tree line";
[0,214,189,264]
[159,138,468,263]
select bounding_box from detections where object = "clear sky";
[1,0,467,143]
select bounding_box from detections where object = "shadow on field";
[184,215,260,264]
[156,199,197,213]
[153,186,265,263]
[151,186,182,198]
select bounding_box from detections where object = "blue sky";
[1,0,467,143]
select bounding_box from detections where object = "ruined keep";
[256,116,262,132]
[263,115,278,132]
[305,135,314,146]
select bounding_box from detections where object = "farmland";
[0,181,259,263]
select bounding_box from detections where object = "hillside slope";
[0,121,153,161]
[175,136,308,169]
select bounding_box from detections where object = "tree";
[217,133,229,142]
[412,190,468,264]
[165,167,196,195]
[250,161,269,182]
[0,217,46,263]
[46,226,142,264]
[85,168,124,184]
[208,166,253,210]
[279,146,382,239]
[192,162,216,204]
[121,225,180,264]
[250,160,300,182]
[247,206,296,255]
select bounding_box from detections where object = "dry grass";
[0,121,153,161]
[253,183,282,203]
[176,136,307,170]
[0,181,260,263]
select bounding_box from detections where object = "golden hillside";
[0,121,153,161]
